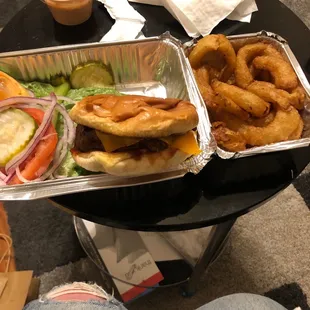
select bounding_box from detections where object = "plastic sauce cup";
[44,0,93,26]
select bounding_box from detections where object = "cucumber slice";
[54,81,71,96]
[70,62,114,89]
[0,108,37,166]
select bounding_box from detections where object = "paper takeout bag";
[0,271,33,310]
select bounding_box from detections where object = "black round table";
[1,0,310,295]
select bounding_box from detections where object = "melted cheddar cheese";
[95,130,201,155]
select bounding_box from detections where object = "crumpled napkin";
[226,0,258,23]
[130,0,258,37]
[97,0,257,41]
[97,0,146,42]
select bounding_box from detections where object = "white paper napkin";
[130,0,258,37]
[227,0,258,22]
[97,0,146,42]
[97,0,258,42]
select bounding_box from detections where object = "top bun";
[69,94,199,138]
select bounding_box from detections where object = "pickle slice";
[70,62,114,89]
[54,81,71,96]
[0,108,37,167]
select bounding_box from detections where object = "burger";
[69,94,201,176]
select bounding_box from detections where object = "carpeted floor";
[1,0,310,309]
[5,181,310,310]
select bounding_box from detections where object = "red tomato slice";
[9,108,58,185]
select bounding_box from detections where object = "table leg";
[181,219,236,297]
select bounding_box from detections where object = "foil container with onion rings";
[184,30,310,159]
[0,33,215,200]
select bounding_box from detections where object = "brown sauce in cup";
[45,0,93,26]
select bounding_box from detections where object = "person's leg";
[196,293,287,310]
[23,282,128,310]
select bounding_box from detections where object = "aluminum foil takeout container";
[0,33,214,200]
[184,30,310,159]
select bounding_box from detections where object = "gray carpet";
[1,0,310,309]
[5,183,310,310]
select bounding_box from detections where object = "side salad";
[0,62,120,185]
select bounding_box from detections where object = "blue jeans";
[24,294,287,310]
[197,293,287,310]
[24,299,127,310]
[24,283,287,310]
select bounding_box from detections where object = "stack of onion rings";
[189,34,305,152]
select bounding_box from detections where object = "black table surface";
[1,0,310,231]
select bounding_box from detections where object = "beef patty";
[74,125,169,153]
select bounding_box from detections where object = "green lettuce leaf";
[20,81,54,98]
[55,152,100,177]
[56,152,79,177]
[67,87,122,102]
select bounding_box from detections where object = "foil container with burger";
[0,34,214,200]
[185,30,310,159]
[1,31,309,200]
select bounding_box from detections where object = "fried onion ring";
[247,81,291,110]
[252,56,298,90]
[288,118,304,139]
[210,110,244,131]
[212,109,276,130]
[211,80,270,118]
[289,87,305,110]
[193,66,214,106]
[247,109,276,127]
[235,43,283,88]
[212,121,246,152]
[247,81,305,110]
[191,38,305,150]
[249,65,272,83]
[238,107,302,146]
[194,67,249,120]
[189,34,236,82]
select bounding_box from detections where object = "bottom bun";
[72,148,191,176]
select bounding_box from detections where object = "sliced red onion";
[40,147,67,181]
[42,94,75,145]
[0,95,75,145]
[56,96,76,104]
[55,105,75,146]
[0,93,76,183]
[54,136,66,163]
[15,103,45,110]
[0,103,44,114]
[0,180,6,185]
[5,94,57,174]
[42,95,76,105]
[0,96,52,109]
[33,137,67,181]
[14,139,66,183]
[0,171,7,181]
[28,90,35,97]
[0,98,50,114]
[52,174,67,179]
[41,133,57,141]
[16,166,31,183]
[4,172,15,184]
[26,132,67,183]
[41,95,76,146]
